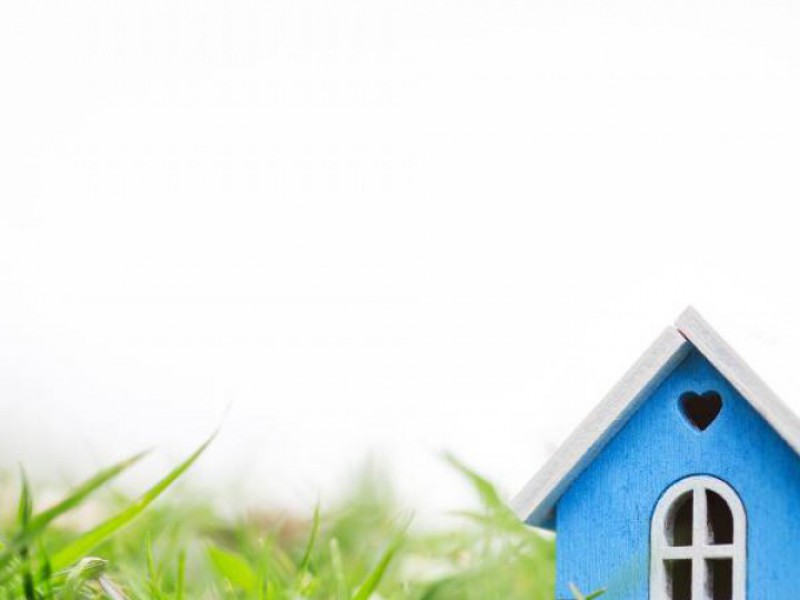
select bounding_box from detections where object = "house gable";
[511,308,800,528]
[555,349,800,599]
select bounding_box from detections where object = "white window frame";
[650,475,746,600]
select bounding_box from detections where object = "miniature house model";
[512,308,800,600]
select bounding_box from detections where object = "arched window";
[650,476,745,600]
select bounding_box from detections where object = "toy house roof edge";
[510,307,800,529]
[676,307,800,457]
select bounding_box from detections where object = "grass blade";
[38,544,54,600]
[329,539,348,600]
[175,551,185,600]
[298,504,320,572]
[207,546,258,593]
[17,469,33,529]
[569,583,605,600]
[0,451,149,575]
[28,451,148,536]
[98,575,130,600]
[62,557,107,600]
[17,470,35,600]
[50,436,213,571]
[350,536,401,600]
[445,454,508,515]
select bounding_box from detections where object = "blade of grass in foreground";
[62,557,107,600]
[207,546,258,593]
[175,550,186,600]
[329,539,348,600]
[28,451,149,537]
[444,453,525,532]
[297,503,320,574]
[0,451,149,574]
[569,583,606,600]
[17,469,35,600]
[444,454,510,515]
[17,468,33,529]
[350,534,402,600]
[50,435,214,571]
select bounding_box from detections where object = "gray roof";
[510,307,800,529]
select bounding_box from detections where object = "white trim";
[650,475,746,600]
[676,307,800,456]
[509,326,691,526]
[512,307,800,528]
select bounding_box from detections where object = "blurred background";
[2,0,800,520]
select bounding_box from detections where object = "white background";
[2,0,800,517]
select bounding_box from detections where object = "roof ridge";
[676,307,800,456]
[511,308,800,529]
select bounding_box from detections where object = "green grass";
[0,440,600,599]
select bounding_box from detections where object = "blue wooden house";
[511,308,800,600]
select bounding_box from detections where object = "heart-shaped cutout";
[680,391,722,431]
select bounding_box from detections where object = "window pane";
[666,491,693,546]
[707,558,733,600]
[665,559,692,600]
[707,490,734,544]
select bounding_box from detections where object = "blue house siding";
[555,349,800,600]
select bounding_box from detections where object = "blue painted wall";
[555,349,800,599]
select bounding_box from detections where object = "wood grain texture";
[510,327,690,527]
[555,349,800,600]
[676,306,800,456]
